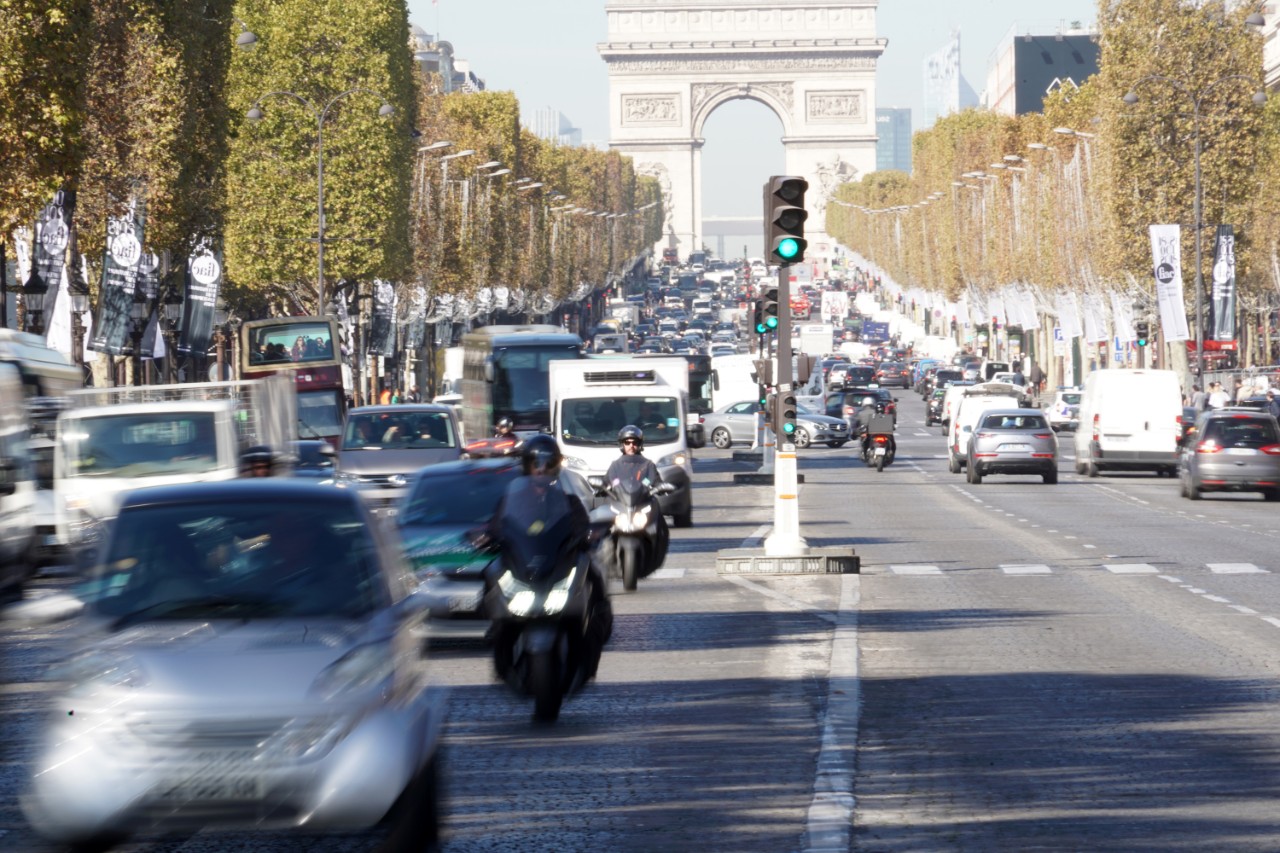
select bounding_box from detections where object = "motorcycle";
[480,477,612,722]
[591,478,674,591]
[859,413,897,472]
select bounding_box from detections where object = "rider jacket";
[606,453,663,488]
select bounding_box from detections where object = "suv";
[874,362,911,388]
[1180,409,1280,500]
[965,408,1059,485]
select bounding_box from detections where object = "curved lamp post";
[246,89,394,313]
[1122,72,1267,379]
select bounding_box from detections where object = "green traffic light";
[783,422,796,434]
[756,322,767,335]
[775,237,801,260]
[765,316,779,330]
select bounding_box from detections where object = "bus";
[240,316,345,445]
[461,325,583,439]
[635,351,712,447]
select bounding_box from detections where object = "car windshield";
[343,411,456,450]
[1202,418,1280,448]
[561,396,681,446]
[981,414,1048,430]
[400,466,518,526]
[87,500,384,627]
[63,412,220,478]
[1061,393,1082,405]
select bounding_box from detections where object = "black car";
[826,388,899,429]
[829,364,875,390]
[874,362,911,388]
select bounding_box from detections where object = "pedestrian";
[1028,362,1045,394]
[1190,384,1206,412]
[406,384,422,403]
[1207,382,1230,410]
[391,387,402,405]
[1233,378,1248,403]
[1269,390,1280,421]
[379,386,391,405]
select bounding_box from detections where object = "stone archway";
[599,0,885,263]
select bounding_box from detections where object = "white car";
[1045,388,1082,431]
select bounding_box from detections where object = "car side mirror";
[962,425,972,433]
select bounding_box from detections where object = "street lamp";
[1122,70,1267,380]
[128,286,148,386]
[161,284,183,383]
[246,88,395,314]
[21,272,48,337]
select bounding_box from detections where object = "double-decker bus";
[240,316,345,445]
[461,325,583,439]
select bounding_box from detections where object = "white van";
[947,382,1025,472]
[1073,369,1182,476]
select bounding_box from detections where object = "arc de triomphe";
[599,0,885,263]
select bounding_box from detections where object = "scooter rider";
[494,416,515,438]
[606,424,663,489]
[489,434,588,541]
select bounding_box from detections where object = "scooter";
[592,478,674,591]
[481,478,612,722]
[860,413,897,472]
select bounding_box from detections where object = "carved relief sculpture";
[622,94,681,125]
[807,90,865,123]
[812,154,858,226]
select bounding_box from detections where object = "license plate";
[874,447,887,456]
[1227,448,1257,456]
[448,591,482,612]
[375,506,399,518]
[998,443,1031,452]
[157,772,260,802]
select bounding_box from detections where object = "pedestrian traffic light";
[764,392,776,425]
[761,285,780,332]
[763,176,808,264]
[774,391,798,439]
[1136,321,1150,347]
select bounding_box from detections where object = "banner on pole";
[178,239,222,356]
[366,280,397,357]
[1209,225,1237,342]
[30,190,76,337]
[90,198,146,355]
[1149,224,1190,341]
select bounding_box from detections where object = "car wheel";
[1075,458,1086,476]
[66,833,133,853]
[1086,459,1100,478]
[1265,489,1280,502]
[1043,467,1058,485]
[948,453,960,474]
[1188,481,1202,500]
[924,416,933,426]
[793,429,811,449]
[711,428,732,449]
[831,440,848,448]
[967,461,982,484]
[375,753,441,853]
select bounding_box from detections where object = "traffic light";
[763,176,808,264]
[764,392,776,425]
[753,301,768,335]
[751,358,774,386]
[1135,321,1150,347]
[761,285,780,332]
[774,391,798,439]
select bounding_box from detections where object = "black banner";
[178,240,222,356]
[89,198,146,355]
[31,190,76,334]
[366,280,396,357]
[1209,225,1237,343]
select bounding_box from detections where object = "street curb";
[715,547,859,574]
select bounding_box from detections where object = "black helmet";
[241,445,274,476]
[618,424,644,451]
[495,416,514,435]
[521,434,562,476]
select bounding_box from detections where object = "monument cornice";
[599,38,885,58]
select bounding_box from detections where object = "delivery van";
[1073,369,1182,476]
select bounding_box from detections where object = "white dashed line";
[1001,564,1052,575]
[1230,605,1259,615]
[1105,563,1159,574]
[1203,595,1231,603]
[1264,617,1280,629]
[1207,563,1268,574]
[890,565,942,575]
[649,567,686,579]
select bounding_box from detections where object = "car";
[874,362,911,388]
[1179,408,1280,500]
[710,344,737,358]
[828,364,875,390]
[793,412,850,448]
[925,388,946,426]
[965,408,1059,484]
[826,388,898,433]
[20,480,445,849]
[285,439,337,479]
[1045,388,1083,431]
[336,404,464,515]
[704,400,765,448]
[397,457,521,638]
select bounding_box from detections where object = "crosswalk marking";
[1207,563,1269,574]
[1000,564,1052,575]
[1104,563,1159,574]
[890,565,942,575]
[649,567,686,579]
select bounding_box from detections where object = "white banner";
[820,290,849,322]
[1021,289,1041,330]
[1056,292,1083,339]
[988,293,1007,327]
[1109,292,1135,343]
[1083,293,1108,344]
[1149,224,1190,341]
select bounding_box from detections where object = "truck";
[54,376,296,552]
[798,323,835,357]
[609,299,639,329]
[551,358,693,527]
[862,320,891,344]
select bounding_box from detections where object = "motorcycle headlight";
[613,504,651,534]
[562,455,588,471]
[309,643,395,702]
[543,567,578,615]
[497,570,537,616]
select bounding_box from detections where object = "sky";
[405,0,1098,222]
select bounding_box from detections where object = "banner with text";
[1149,224,1190,341]
[178,240,222,356]
[366,280,397,357]
[89,198,146,355]
[1209,225,1237,342]
[31,190,76,334]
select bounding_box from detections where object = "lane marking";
[1105,563,1160,574]
[722,576,838,625]
[1231,605,1260,615]
[1001,564,1052,575]
[1264,617,1280,629]
[890,565,942,575]
[648,567,686,579]
[1203,595,1231,603]
[1208,563,1268,574]
[741,523,771,550]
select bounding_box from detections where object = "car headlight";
[543,567,577,615]
[812,422,828,430]
[47,651,148,694]
[309,643,395,702]
[260,714,354,762]
[334,470,358,484]
[562,455,588,471]
[656,452,687,468]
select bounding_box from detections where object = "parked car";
[20,480,445,849]
[336,404,463,516]
[1179,408,1280,500]
[965,408,1059,484]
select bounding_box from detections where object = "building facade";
[875,107,911,173]
[922,31,978,129]
[409,24,485,93]
[530,108,584,147]
[983,23,1099,116]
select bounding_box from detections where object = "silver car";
[20,480,444,849]
[337,404,463,516]
[704,400,764,448]
[965,408,1059,484]
[1180,409,1280,500]
[793,413,850,448]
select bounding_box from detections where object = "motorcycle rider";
[494,416,515,438]
[606,424,663,489]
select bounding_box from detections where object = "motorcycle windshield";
[608,476,649,508]
[497,476,580,582]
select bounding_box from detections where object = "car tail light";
[1033,433,1053,439]
[1031,453,1054,458]
[1092,413,1100,442]
[976,432,996,439]
[1261,445,1280,455]
[1197,441,1222,454]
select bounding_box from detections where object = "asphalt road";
[5,394,1280,850]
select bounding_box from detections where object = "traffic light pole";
[765,263,809,557]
